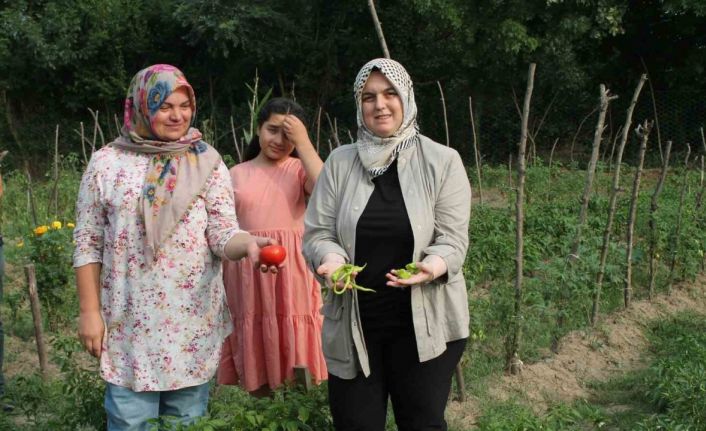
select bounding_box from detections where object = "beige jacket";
[303,135,471,379]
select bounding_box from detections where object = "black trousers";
[328,326,466,431]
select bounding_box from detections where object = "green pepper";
[329,264,375,295]
[394,262,420,279]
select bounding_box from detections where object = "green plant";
[23,221,76,331]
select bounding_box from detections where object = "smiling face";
[258,113,295,161]
[151,87,193,141]
[361,71,404,138]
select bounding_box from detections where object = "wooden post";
[507,63,535,373]
[437,81,450,147]
[293,365,312,392]
[569,85,616,258]
[230,117,242,163]
[367,0,391,59]
[648,140,672,299]
[591,74,647,325]
[625,120,652,308]
[25,264,48,378]
[667,144,691,294]
[469,97,483,204]
[50,124,60,218]
[454,363,466,401]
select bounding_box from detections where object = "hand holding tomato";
[259,245,287,266]
[243,236,282,274]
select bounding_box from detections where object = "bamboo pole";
[507,63,535,373]
[591,74,647,325]
[437,81,450,147]
[624,120,653,309]
[25,264,48,378]
[469,97,483,204]
[667,144,691,294]
[367,0,391,59]
[648,140,672,299]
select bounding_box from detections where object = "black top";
[354,160,415,333]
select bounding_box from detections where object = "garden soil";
[446,274,706,430]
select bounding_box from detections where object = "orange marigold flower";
[34,225,49,236]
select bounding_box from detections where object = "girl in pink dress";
[218,98,326,396]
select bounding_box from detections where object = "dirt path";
[446,275,706,430]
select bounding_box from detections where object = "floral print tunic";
[73,146,240,391]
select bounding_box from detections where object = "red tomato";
[259,245,287,266]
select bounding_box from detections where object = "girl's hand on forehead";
[281,115,311,148]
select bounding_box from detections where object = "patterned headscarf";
[354,58,419,177]
[110,64,220,262]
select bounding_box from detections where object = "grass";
[473,311,706,430]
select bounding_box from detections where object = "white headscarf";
[354,58,419,177]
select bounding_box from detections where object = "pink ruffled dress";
[217,157,327,391]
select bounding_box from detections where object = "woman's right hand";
[316,254,356,291]
[78,310,104,358]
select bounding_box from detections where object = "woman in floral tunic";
[73,64,277,430]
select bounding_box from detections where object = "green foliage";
[475,400,606,430]
[5,336,105,430]
[22,221,76,331]
[640,315,706,428]
[179,385,334,431]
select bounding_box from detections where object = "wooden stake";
[50,124,60,218]
[315,106,322,154]
[591,74,647,325]
[507,63,535,373]
[641,58,663,163]
[293,365,312,392]
[648,140,672,299]
[556,84,615,350]
[625,120,653,308]
[25,264,48,378]
[437,81,450,147]
[367,0,391,59]
[569,85,616,258]
[668,144,691,294]
[469,97,483,204]
[230,117,242,163]
[24,161,38,227]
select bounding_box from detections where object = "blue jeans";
[105,382,210,431]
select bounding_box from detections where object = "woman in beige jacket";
[303,58,472,431]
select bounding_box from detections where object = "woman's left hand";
[246,236,282,274]
[385,261,435,288]
[282,115,312,149]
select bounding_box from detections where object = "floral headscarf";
[110,64,221,262]
[354,58,420,177]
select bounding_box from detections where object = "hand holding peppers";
[386,261,435,287]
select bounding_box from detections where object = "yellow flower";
[16,241,24,248]
[67,222,75,228]
[51,221,62,229]
[34,225,49,236]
